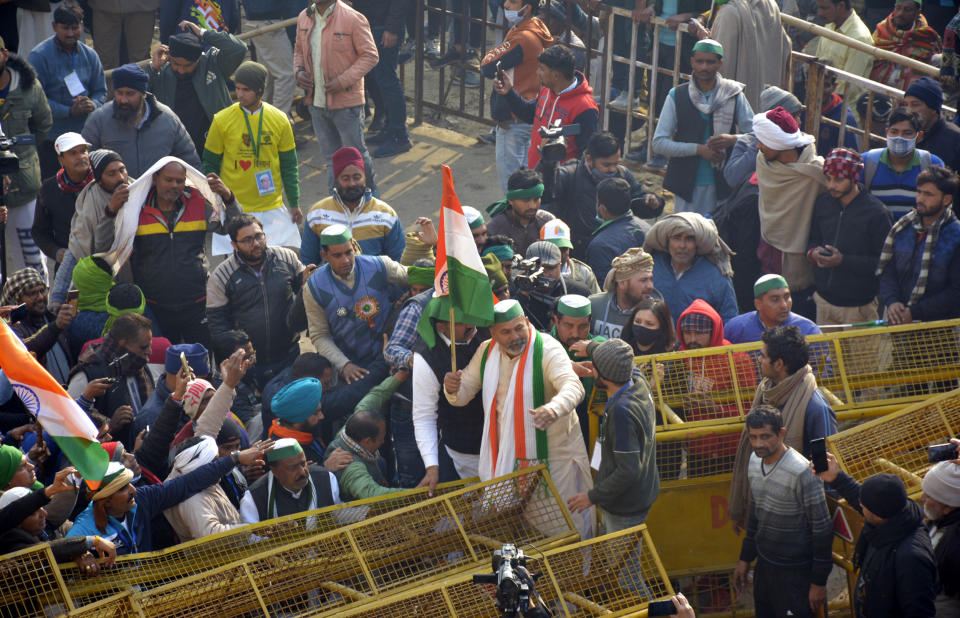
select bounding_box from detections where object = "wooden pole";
[449,305,457,373]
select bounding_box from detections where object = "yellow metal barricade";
[333,525,673,617]
[828,387,960,495]
[0,544,74,617]
[103,466,576,617]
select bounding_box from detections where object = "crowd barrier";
[335,525,673,617]
[828,386,960,496]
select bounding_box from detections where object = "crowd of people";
[0,0,960,616]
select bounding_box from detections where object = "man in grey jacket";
[81,63,200,178]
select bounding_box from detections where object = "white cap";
[54,132,91,155]
[0,486,32,510]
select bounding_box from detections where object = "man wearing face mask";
[543,131,663,260]
[862,109,943,222]
[67,313,156,450]
[479,0,553,193]
[411,295,489,495]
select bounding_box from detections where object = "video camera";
[473,544,550,617]
[0,121,33,176]
[512,256,554,296]
[538,119,580,166]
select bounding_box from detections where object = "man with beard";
[728,325,837,531]
[589,248,657,339]
[302,147,404,264]
[207,215,314,387]
[150,21,247,157]
[28,5,107,178]
[870,0,941,91]
[807,149,893,325]
[204,61,303,253]
[3,267,75,385]
[0,35,54,280]
[919,461,960,615]
[127,160,241,345]
[267,378,327,466]
[304,225,407,384]
[550,295,605,449]
[444,299,594,538]
[725,275,821,344]
[81,63,200,178]
[32,133,94,271]
[732,406,832,617]
[67,313,155,449]
[484,168,555,256]
[412,295,489,493]
[240,438,340,523]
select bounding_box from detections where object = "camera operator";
[512,241,592,332]
[492,45,598,170]
[542,132,664,259]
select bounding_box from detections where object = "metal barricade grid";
[335,525,673,618]
[67,592,139,618]
[0,544,73,618]
[828,387,960,494]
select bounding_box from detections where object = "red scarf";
[56,168,94,193]
[822,93,843,115]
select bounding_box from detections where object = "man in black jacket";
[816,453,939,617]
[903,77,960,174]
[543,131,663,260]
[807,148,893,325]
[207,215,312,387]
[920,460,960,614]
[32,132,94,271]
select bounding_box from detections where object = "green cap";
[266,437,304,462]
[407,265,435,288]
[493,299,524,323]
[482,245,514,263]
[754,274,789,298]
[462,206,485,230]
[692,38,724,58]
[557,294,591,318]
[320,224,352,247]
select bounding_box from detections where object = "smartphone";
[8,303,28,323]
[66,289,80,304]
[928,443,959,463]
[495,60,504,81]
[180,351,191,374]
[820,248,834,257]
[648,600,676,616]
[811,438,828,473]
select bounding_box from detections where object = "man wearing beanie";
[567,338,658,534]
[733,406,832,617]
[301,146,405,263]
[294,0,379,194]
[150,21,247,156]
[0,34,54,281]
[921,459,960,614]
[816,455,939,617]
[904,77,960,173]
[82,63,200,178]
[204,60,303,256]
[28,5,107,178]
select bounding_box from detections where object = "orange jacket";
[480,17,553,104]
[294,1,379,110]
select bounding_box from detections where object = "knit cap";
[922,461,960,508]
[233,61,268,94]
[860,473,908,519]
[588,338,635,383]
[904,77,943,112]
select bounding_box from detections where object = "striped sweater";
[739,447,833,585]
[861,148,943,222]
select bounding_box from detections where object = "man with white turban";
[754,106,826,314]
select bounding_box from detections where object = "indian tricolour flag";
[434,165,495,324]
[0,320,109,489]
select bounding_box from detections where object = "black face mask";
[632,323,660,347]
[339,186,365,202]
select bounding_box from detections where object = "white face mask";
[504,8,525,26]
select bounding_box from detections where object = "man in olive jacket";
[149,21,248,156]
[0,42,53,278]
[567,338,659,534]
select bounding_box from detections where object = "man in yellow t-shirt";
[203,61,302,253]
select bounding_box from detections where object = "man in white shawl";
[754,107,826,295]
[443,299,594,538]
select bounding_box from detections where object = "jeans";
[495,122,532,193]
[371,28,408,139]
[308,105,378,194]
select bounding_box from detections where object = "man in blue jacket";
[587,177,652,286]
[68,442,271,554]
[28,4,107,178]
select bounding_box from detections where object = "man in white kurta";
[444,299,595,538]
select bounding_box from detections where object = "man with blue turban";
[267,377,326,464]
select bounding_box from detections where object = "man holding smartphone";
[733,406,833,617]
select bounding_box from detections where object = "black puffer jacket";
[543,158,663,259]
[206,247,306,367]
[831,471,939,618]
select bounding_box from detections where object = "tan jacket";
[163,483,243,542]
[68,181,117,261]
[293,1,379,109]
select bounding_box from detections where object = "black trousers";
[753,559,819,618]
[148,301,210,348]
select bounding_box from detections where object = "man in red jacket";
[492,45,598,169]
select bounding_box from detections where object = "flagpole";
[449,305,457,373]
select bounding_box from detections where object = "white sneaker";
[425,37,441,59]
[608,91,639,111]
